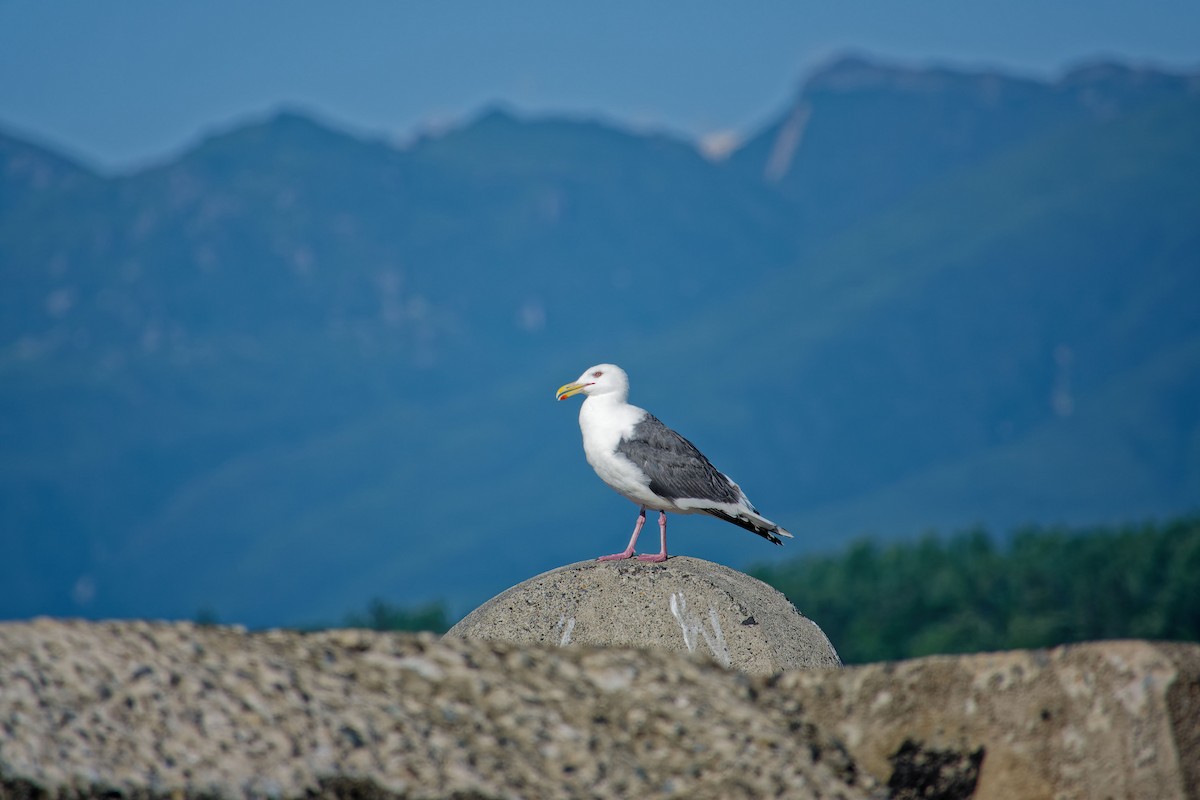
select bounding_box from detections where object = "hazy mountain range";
[2,56,1198,627]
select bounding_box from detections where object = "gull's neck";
[579,390,639,448]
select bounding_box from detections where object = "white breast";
[578,397,666,508]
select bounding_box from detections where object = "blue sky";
[1,0,1197,170]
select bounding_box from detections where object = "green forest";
[346,514,1200,665]
[343,599,451,634]
[750,515,1200,663]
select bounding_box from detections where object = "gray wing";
[615,413,743,505]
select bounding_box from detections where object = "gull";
[556,364,793,562]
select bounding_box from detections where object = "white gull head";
[555,363,629,403]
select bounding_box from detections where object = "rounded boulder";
[445,556,841,674]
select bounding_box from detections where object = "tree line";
[750,514,1200,663]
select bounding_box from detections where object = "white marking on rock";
[554,615,576,647]
[669,593,697,652]
[668,593,731,668]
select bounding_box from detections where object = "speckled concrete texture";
[445,556,842,674]
[0,619,864,800]
[1,620,1196,800]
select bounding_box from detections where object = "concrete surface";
[778,639,1200,800]
[0,619,866,800]
[444,556,841,674]
[2,620,1197,800]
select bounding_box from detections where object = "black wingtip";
[705,508,787,546]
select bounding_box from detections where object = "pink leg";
[598,507,645,561]
[636,511,669,563]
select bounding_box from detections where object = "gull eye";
[592,371,603,378]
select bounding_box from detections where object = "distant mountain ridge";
[1,55,1197,627]
[1,106,795,365]
[731,55,1200,237]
